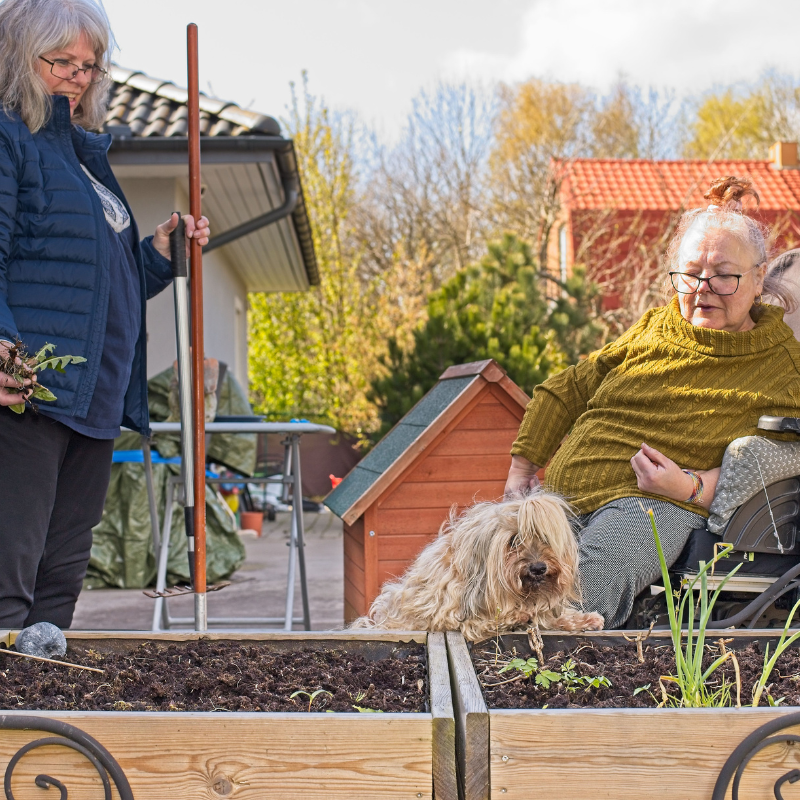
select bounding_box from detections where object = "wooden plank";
[0,711,434,800]
[378,508,451,536]
[62,630,427,643]
[363,507,380,606]
[377,560,414,587]
[344,574,366,619]
[427,632,458,800]
[343,528,365,571]
[489,707,800,800]
[439,360,502,381]
[454,403,521,430]
[381,481,505,509]
[446,631,489,800]
[344,599,360,625]
[430,430,519,457]
[378,534,437,561]
[496,374,530,411]
[341,377,485,526]
[405,455,512,483]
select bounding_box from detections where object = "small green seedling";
[535,669,561,689]
[290,689,332,712]
[1,340,86,414]
[633,684,651,696]
[499,657,538,679]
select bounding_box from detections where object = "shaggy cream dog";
[352,490,604,641]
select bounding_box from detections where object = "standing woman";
[0,0,209,628]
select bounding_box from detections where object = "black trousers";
[0,406,114,628]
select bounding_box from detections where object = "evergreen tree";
[370,235,606,440]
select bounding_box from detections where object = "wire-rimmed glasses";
[669,265,759,296]
[39,57,107,85]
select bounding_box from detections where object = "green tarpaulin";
[85,367,255,589]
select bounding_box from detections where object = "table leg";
[291,435,311,630]
[141,436,160,555]
[152,477,176,631]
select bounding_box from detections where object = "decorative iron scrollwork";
[713,711,800,800]
[0,715,133,800]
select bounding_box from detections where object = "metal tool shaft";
[168,217,196,584]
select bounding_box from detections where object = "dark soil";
[0,640,427,713]
[473,639,800,709]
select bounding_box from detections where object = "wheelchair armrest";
[758,416,800,434]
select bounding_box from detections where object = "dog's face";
[451,491,579,620]
[506,531,567,602]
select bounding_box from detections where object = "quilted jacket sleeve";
[140,235,174,300]
[0,135,19,342]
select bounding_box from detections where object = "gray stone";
[15,622,67,659]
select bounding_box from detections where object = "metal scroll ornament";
[0,715,133,800]
[713,710,800,800]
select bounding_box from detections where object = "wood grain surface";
[0,631,460,800]
[428,632,458,800]
[0,711,433,800]
[489,707,800,800]
[446,631,489,800]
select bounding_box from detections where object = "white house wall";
[117,177,250,391]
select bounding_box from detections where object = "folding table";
[137,420,336,631]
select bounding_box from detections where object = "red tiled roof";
[559,159,800,212]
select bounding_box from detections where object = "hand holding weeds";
[0,340,85,413]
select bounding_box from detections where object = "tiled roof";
[559,159,800,212]
[105,66,281,138]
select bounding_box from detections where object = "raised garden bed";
[0,630,457,800]
[446,630,800,800]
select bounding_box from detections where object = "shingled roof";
[105,66,318,290]
[105,66,281,138]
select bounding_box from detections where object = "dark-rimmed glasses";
[39,56,107,85]
[669,265,760,296]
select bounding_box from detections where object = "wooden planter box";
[446,630,800,800]
[0,630,458,800]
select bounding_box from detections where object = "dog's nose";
[528,562,547,578]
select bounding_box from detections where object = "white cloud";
[444,0,800,96]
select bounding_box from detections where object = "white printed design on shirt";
[80,165,131,234]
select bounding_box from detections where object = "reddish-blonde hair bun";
[703,175,760,212]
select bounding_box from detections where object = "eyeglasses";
[669,265,760,296]
[39,56,107,85]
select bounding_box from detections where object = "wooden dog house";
[325,360,530,623]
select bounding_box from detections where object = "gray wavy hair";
[664,175,796,313]
[0,0,114,133]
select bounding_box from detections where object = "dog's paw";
[552,611,604,631]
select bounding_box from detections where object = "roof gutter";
[109,135,319,285]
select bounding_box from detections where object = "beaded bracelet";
[682,469,704,505]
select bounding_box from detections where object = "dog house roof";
[325,359,529,524]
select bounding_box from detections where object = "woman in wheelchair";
[504,175,800,629]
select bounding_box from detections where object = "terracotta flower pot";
[240,510,264,535]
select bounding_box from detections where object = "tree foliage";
[369,235,607,439]
[683,72,800,160]
[248,77,380,441]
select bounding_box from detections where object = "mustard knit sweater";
[511,297,800,516]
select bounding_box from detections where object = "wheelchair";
[662,415,800,629]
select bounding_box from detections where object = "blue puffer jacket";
[0,96,173,435]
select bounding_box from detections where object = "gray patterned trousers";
[575,497,705,630]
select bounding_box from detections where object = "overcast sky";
[102,0,800,139]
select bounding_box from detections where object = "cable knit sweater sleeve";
[511,310,655,466]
